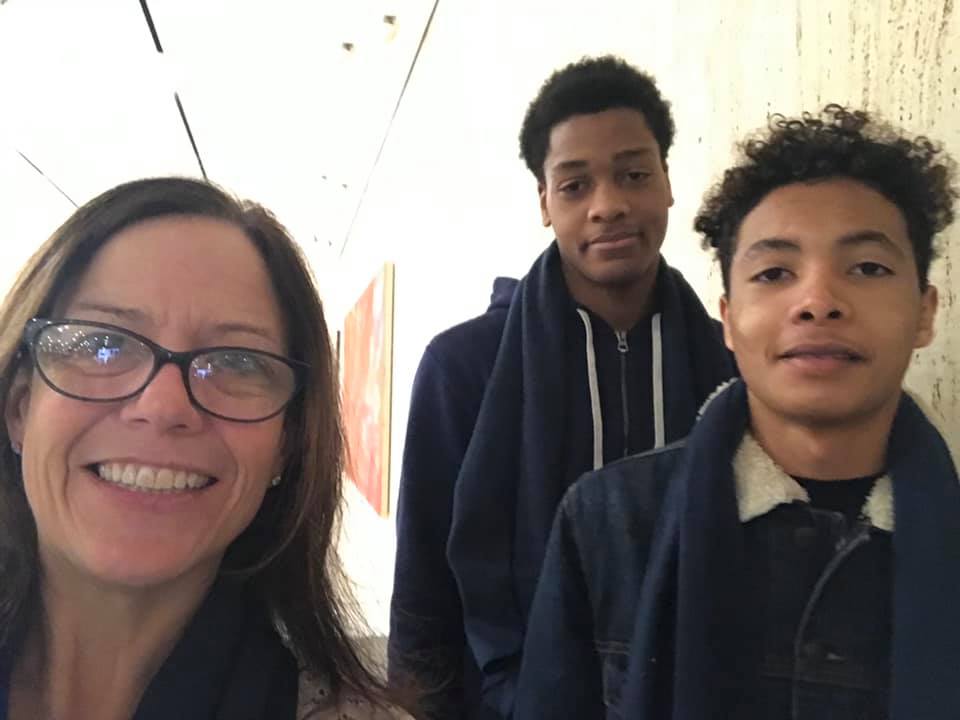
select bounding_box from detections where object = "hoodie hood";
[489,277,519,311]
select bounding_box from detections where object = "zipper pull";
[615,330,629,353]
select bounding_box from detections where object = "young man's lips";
[589,231,640,247]
[590,230,639,245]
[780,343,865,361]
[779,345,867,373]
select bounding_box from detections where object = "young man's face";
[540,108,674,291]
[720,177,938,428]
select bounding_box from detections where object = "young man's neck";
[748,391,900,480]
[561,263,658,332]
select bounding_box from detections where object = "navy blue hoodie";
[388,279,516,719]
[389,246,735,719]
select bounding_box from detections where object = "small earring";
[10,440,21,456]
[270,475,282,487]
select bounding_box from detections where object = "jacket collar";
[733,432,894,531]
[710,384,958,532]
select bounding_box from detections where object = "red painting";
[342,263,395,516]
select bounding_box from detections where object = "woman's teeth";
[96,463,212,492]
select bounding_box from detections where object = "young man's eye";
[749,267,792,283]
[851,261,893,277]
[558,180,586,195]
[624,170,652,183]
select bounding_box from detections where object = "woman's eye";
[72,333,128,360]
[210,351,275,378]
[87,333,126,349]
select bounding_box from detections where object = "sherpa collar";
[733,432,895,531]
[714,383,959,532]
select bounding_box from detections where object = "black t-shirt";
[795,474,884,525]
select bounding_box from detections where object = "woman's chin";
[59,534,221,592]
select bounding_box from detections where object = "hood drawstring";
[652,313,665,449]
[576,309,604,471]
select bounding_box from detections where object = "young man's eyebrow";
[612,147,657,162]
[740,237,802,261]
[837,230,907,258]
[549,146,658,174]
[740,230,908,263]
[549,159,589,174]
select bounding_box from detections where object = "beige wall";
[333,0,960,633]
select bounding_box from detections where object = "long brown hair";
[0,177,402,712]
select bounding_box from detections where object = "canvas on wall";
[342,263,395,516]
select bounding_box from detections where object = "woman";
[0,177,409,719]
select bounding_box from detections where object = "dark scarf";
[134,577,298,720]
[447,243,735,713]
[621,380,960,719]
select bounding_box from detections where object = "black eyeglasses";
[23,318,308,423]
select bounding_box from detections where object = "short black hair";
[519,55,676,182]
[696,104,957,291]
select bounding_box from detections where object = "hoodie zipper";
[616,330,630,457]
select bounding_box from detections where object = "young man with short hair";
[388,57,735,718]
[516,105,958,719]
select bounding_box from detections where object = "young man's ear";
[663,162,675,208]
[538,182,551,228]
[5,368,32,452]
[719,295,734,353]
[914,284,939,349]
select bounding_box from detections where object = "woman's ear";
[271,427,291,482]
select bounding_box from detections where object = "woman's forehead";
[64,216,287,348]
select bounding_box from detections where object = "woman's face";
[6,215,288,590]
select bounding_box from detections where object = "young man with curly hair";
[515,105,959,720]
[388,57,736,719]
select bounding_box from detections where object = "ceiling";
[0,0,436,274]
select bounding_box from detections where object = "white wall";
[332,0,960,634]
[0,148,76,298]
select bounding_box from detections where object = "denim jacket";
[515,433,897,720]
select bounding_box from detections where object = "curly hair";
[519,55,675,182]
[696,104,958,291]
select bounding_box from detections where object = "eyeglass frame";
[21,317,309,423]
